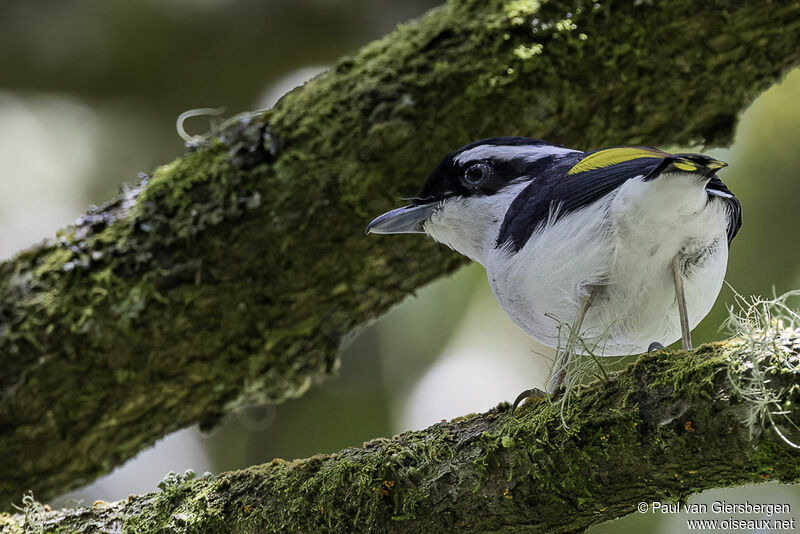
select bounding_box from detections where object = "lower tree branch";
[3,339,799,533]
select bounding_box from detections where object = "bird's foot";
[647,341,665,353]
[511,388,547,414]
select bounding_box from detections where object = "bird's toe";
[511,387,547,414]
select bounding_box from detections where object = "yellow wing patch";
[672,160,698,172]
[567,147,669,175]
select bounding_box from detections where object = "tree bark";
[3,342,800,533]
[1,0,799,509]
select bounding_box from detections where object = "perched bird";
[366,137,741,393]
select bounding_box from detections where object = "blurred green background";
[1,1,799,531]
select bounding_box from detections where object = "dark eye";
[462,163,491,188]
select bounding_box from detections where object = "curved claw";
[647,341,665,353]
[511,388,547,414]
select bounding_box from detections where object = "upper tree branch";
[1,0,798,507]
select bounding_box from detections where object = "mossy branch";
[1,0,799,508]
[3,340,800,533]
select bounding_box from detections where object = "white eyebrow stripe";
[454,144,579,166]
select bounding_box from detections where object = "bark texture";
[1,0,799,509]
[3,342,800,533]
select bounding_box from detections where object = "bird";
[366,137,741,397]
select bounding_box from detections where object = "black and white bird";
[366,137,741,392]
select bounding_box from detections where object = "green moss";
[504,0,543,25]
[513,43,544,59]
[0,514,23,534]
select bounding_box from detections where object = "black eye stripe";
[414,138,577,204]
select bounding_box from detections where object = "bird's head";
[366,138,731,263]
[365,137,578,262]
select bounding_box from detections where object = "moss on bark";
[3,341,800,533]
[1,0,799,508]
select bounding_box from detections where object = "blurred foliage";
[1,1,798,532]
[0,0,441,201]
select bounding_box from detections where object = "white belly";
[486,173,730,355]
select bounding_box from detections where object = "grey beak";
[365,203,437,235]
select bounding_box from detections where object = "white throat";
[422,182,528,265]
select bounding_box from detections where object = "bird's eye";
[462,163,491,188]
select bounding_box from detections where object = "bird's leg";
[511,290,596,413]
[671,253,693,351]
[548,290,596,395]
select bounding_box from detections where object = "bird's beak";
[701,158,728,178]
[365,203,437,235]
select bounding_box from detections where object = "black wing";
[496,156,665,252]
[706,176,742,244]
